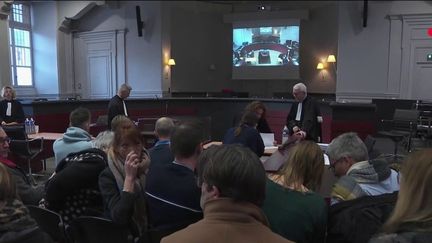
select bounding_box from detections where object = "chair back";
[27,205,68,243]
[67,216,134,243]
[392,109,420,132]
[4,125,32,157]
[364,135,376,154]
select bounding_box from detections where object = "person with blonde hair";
[110,114,136,132]
[370,148,432,242]
[0,85,25,125]
[262,140,327,243]
[0,162,54,243]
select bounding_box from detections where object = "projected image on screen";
[233,26,299,67]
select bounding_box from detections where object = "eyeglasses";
[328,157,345,172]
[0,137,11,144]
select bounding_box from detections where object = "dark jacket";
[0,99,25,124]
[44,148,107,222]
[145,162,202,230]
[233,113,272,133]
[327,191,398,243]
[0,158,44,206]
[286,96,321,142]
[0,199,54,243]
[98,167,141,227]
[107,95,129,129]
[370,221,432,243]
[223,125,265,157]
[148,141,174,168]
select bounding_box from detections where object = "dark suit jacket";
[107,95,129,129]
[149,143,174,167]
[0,99,25,124]
[286,96,321,142]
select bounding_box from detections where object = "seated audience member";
[44,131,114,224]
[145,120,204,232]
[370,148,432,243]
[0,163,54,243]
[262,141,327,243]
[53,107,93,166]
[223,110,264,157]
[0,126,44,205]
[99,127,150,238]
[162,144,293,243]
[0,85,25,126]
[326,132,399,205]
[148,117,175,168]
[326,133,400,243]
[235,101,272,133]
[110,114,136,132]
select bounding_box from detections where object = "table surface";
[203,141,278,155]
[28,132,63,141]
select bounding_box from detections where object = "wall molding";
[336,91,400,103]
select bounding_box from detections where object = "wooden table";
[203,141,278,155]
[28,132,63,141]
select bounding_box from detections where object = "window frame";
[8,2,34,87]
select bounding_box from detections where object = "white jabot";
[122,100,128,116]
[295,102,302,121]
[6,102,12,116]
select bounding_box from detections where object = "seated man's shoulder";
[161,220,293,243]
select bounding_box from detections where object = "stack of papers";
[260,133,278,149]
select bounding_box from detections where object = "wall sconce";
[167,58,176,66]
[327,55,336,63]
[317,62,324,70]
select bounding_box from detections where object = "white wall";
[123,1,163,98]
[32,2,59,96]
[336,1,432,102]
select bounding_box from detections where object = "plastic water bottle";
[25,118,30,134]
[30,118,35,134]
[282,126,289,144]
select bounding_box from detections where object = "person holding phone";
[99,126,150,240]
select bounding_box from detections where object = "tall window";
[9,3,33,86]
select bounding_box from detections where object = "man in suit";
[286,82,321,142]
[107,83,132,129]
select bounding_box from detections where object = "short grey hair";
[155,117,175,137]
[293,83,307,93]
[326,132,369,162]
[119,83,132,92]
[93,130,114,151]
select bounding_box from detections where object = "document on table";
[260,133,277,149]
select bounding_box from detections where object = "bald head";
[155,117,175,139]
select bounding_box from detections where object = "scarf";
[332,159,392,202]
[0,157,17,168]
[107,148,149,235]
[0,199,38,236]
